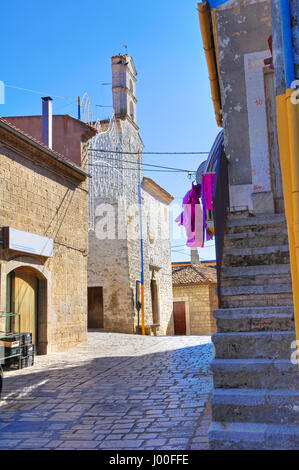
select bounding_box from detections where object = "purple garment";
[175,183,204,248]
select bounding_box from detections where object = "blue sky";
[1,0,219,262]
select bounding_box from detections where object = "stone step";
[211,359,299,390]
[221,264,292,288]
[222,264,291,278]
[224,229,289,250]
[211,389,299,425]
[221,283,293,297]
[226,213,287,235]
[214,306,294,333]
[220,281,293,308]
[222,273,292,289]
[223,245,290,267]
[209,421,299,450]
[212,331,296,359]
[221,290,293,308]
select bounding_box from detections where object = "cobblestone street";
[0,333,213,450]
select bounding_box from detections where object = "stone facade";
[0,117,95,354]
[88,169,174,336]
[88,55,174,336]
[172,263,218,335]
[172,285,217,335]
[207,0,283,214]
[198,0,299,449]
[141,179,174,335]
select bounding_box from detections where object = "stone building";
[0,111,96,354]
[88,55,174,335]
[172,258,218,335]
[198,0,299,450]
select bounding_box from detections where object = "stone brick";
[0,122,91,353]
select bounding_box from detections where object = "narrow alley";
[0,334,213,450]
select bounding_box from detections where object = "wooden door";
[12,270,37,345]
[88,287,103,329]
[173,301,186,335]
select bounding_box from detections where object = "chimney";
[191,248,200,265]
[42,97,53,149]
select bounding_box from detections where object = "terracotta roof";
[172,263,217,287]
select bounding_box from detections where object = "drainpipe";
[198,2,223,127]
[276,0,299,343]
[137,151,145,335]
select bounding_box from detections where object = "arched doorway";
[9,267,38,347]
[6,264,48,355]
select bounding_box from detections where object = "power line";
[5,84,71,101]
[87,165,188,173]
[88,148,209,155]
[88,157,194,173]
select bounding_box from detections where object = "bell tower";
[112,54,138,128]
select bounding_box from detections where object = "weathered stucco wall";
[214,0,274,213]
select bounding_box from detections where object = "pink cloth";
[202,174,216,211]
[175,183,204,248]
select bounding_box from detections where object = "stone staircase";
[209,213,299,450]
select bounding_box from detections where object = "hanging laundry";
[175,183,204,248]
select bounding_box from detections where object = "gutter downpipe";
[137,151,145,335]
[198,2,223,127]
[276,0,299,344]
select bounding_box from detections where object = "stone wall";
[213,0,274,213]
[88,117,174,336]
[173,285,218,335]
[88,207,136,333]
[141,188,174,336]
[88,180,174,336]
[0,127,89,353]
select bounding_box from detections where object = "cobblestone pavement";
[0,333,213,450]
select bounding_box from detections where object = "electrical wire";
[87,164,189,173]
[89,148,209,155]
[88,158,194,173]
[5,84,71,101]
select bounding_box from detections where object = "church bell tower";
[112,54,138,128]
